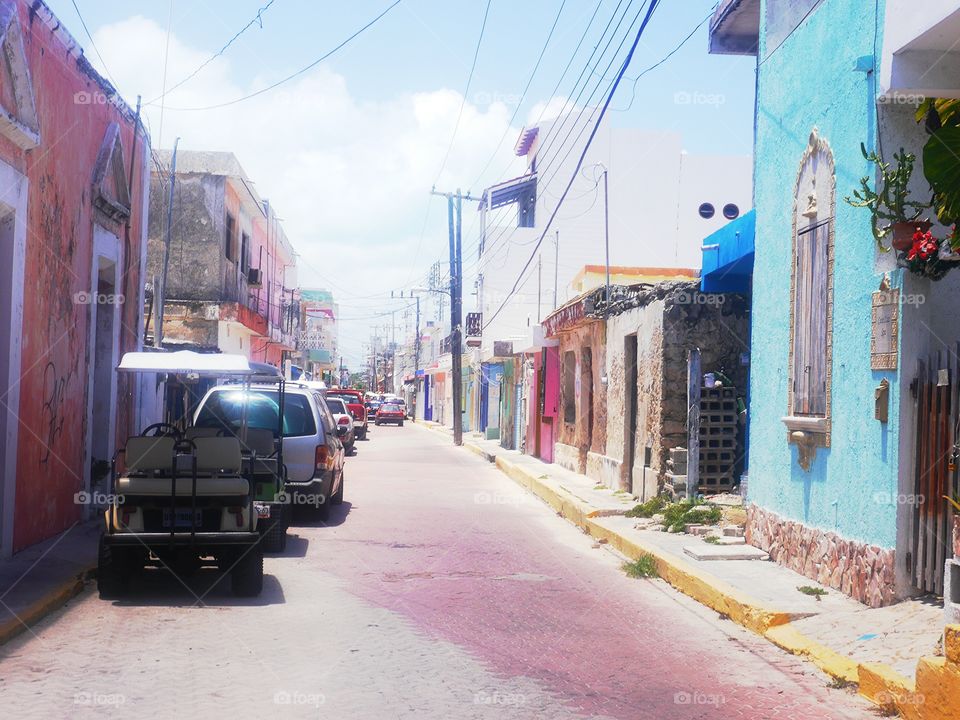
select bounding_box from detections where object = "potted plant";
[845,145,932,251]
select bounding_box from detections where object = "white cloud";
[92,16,525,362]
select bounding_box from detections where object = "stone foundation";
[553,442,583,474]
[586,451,623,490]
[746,505,896,608]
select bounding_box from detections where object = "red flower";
[908,230,938,261]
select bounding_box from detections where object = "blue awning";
[701,209,755,293]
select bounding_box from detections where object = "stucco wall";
[9,2,149,551]
[749,0,898,549]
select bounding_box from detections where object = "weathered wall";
[748,0,899,551]
[555,320,606,474]
[11,1,149,551]
[147,172,226,301]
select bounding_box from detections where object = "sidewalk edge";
[0,566,94,647]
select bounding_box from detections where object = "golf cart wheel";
[97,536,125,599]
[231,544,264,597]
[331,471,344,505]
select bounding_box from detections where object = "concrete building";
[299,288,338,381]
[147,150,299,369]
[0,0,151,554]
[711,0,960,608]
[476,114,752,359]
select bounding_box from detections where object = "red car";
[327,388,368,440]
[375,403,405,426]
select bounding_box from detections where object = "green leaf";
[923,126,960,223]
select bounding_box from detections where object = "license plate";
[162,508,202,528]
[254,503,271,519]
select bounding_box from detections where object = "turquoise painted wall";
[749,0,899,549]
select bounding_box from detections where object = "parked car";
[323,397,356,453]
[195,382,346,521]
[365,398,382,420]
[375,402,405,426]
[327,388,368,440]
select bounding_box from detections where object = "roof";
[701,210,755,293]
[514,126,539,156]
[117,350,254,376]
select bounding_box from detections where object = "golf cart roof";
[117,350,258,376]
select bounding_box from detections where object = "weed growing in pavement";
[703,535,721,545]
[662,499,722,532]
[625,495,668,518]
[623,554,658,579]
[827,676,856,691]
[797,585,828,600]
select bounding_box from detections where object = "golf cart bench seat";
[121,436,246,496]
[117,475,249,496]
[185,427,276,457]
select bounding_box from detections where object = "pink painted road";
[0,423,874,719]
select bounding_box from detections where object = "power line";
[70,0,121,91]
[146,0,278,105]
[432,0,493,184]
[162,0,403,111]
[484,0,661,331]
[467,0,568,188]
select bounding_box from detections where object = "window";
[791,219,829,416]
[326,398,347,414]
[698,202,715,219]
[562,351,576,424]
[195,390,316,437]
[722,203,740,220]
[240,231,250,272]
[225,213,236,262]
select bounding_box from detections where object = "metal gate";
[911,348,959,595]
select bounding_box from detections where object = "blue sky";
[48,0,756,366]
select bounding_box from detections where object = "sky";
[47,0,757,368]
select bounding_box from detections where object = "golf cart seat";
[118,436,249,496]
[184,427,219,441]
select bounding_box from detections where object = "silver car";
[193,383,346,521]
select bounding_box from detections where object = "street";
[0,424,872,719]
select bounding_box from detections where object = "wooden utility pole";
[687,347,701,499]
[157,137,180,347]
[431,187,481,446]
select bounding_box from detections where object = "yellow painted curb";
[484,447,946,715]
[0,569,91,647]
[765,624,859,682]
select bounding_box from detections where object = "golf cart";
[98,351,290,598]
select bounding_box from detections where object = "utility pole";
[431,187,481,446]
[157,136,180,347]
[602,167,611,308]
[537,253,542,323]
[553,230,559,310]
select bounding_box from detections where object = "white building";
[476,113,752,353]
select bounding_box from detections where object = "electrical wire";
[483,0,661,331]
[161,0,403,111]
[432,0,493,184]
[145,0,278,105]
[70,0,121,91]
[467,0,568,189]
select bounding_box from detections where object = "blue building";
[710,0,960,607]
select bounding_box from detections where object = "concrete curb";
[0,566,94,647]
[479,448,930,714]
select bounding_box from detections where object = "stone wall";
[555,320,607,472]
[746,504,897,608]
[554,442,582,475]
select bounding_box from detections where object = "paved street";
[0,425,873,719]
